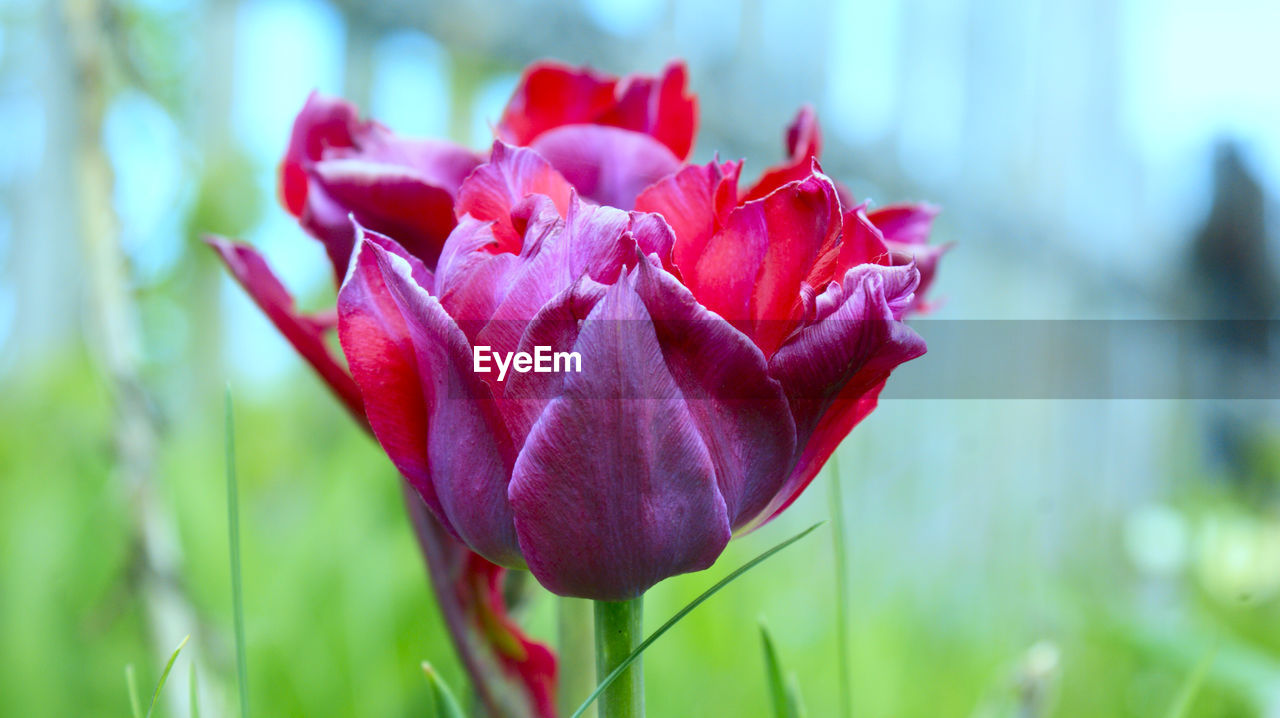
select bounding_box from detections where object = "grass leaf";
[125,664,142,718]
[569,522,823,718]
[759,620,791,718]
[145,634,190,718]
[189,662,201,718]
[226,387,250,718]
[785,673,807,718]
[422,661,467,718]
[827,452,853,718]
[1164,649,1216,718]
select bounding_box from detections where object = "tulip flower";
[339,139,926,601]
[210,58,944,718]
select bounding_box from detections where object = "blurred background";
[2,0,1280,715]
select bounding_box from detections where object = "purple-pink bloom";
[338,139,930,601]
[208,57,946,710]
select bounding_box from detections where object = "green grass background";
[4,355,1279,717]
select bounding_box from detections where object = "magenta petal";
[634,159,742,275]
[281,92,373,215]
[688,171,843,355]
[742,106,822,202]
[474,197,634,363]
[499,278,608,441]
[281,92,481,278]
[529,125,681,210]
[312,159,460,267]
[357,224,436,290]
[338,236,522,566]
[508,277,730,600]
[758,263,926,524]
[497,60,697,160]
[434,217,515,325]
[455,142,574,252]
[868,203,948,313]
[401,490,557,718]
[867,203,939,247]
[834,207,891,273]
[632,259,796,529]
[205,236,365,422]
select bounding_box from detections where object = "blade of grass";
[422,661,467,718]
[1164,650,1216,718]
[828,451,852,718]
[189,663,200,718]
[125,664,142,718]
[759,620,792,718]
[785,673,807,718]
[226,387,250,718]
[569,523,823,718]
[145,634,190,718]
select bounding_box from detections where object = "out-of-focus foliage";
[5,362,1280,716]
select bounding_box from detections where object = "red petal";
[312,158,459,267]
[498,60,698,160]
[402,491,558,718]
[338,235,522,566]
[455,142,574,253]
[742,106,822,202]
[757,264,926,525]
[508,277,730,600]
[205,236,365,423]
[685,172,843,355]
[634,159,742,277]
[529,124,680,210]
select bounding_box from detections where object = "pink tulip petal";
[632,258,796,529]
[281,92,480,278]
[634,159,742,276]
[833,207,891,276]
[498,278,608,441]
[742,106,822,202]
[455,142,574,253]
[338,236,522,566]
[687,171,843,355]
[474,197,643,363]
[205,236,365,422]
[312,159,460,268]
[868,203,949,313]
[498,60,697,160]
[867,203,939,247]
[530,124,681,210]
[402,489,557,718]
[357,223,435,290]
[759,263,926,524]
[508,276,730,600]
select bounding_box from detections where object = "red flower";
[208,58,945,714]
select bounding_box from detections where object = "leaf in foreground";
[146,634,190,718]
[1164,650,1216,718]
[125,663,142,718]
[760,620,792,718]
[226,387,250,718]
[190,662,201,718]
[422,661,467,718]
[570,523,823,718]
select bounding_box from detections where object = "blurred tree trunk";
[187,0,241,414]
[61,1,201,715]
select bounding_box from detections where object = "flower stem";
[594,597,643,718]
[559,597,597,718]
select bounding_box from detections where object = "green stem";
[829,451,852,718]
[594,597,644,718]
[559,597,597,718]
